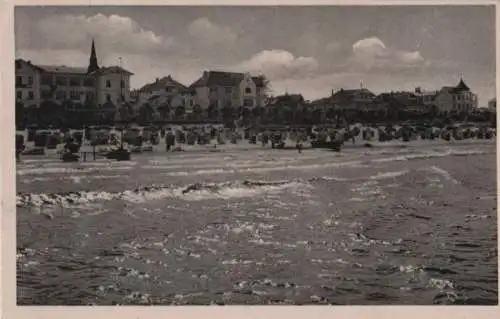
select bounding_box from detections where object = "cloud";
[236,49,319,80]
[350,36,424,69]
[187,17,237,46]
[22,13,174,55]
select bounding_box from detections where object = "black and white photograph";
[9,2,498,308]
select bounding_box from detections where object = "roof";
[441,78,471,94]
[138,75,187,93]
[189,70,266,88]
[455,78,470,91]
[92,66,134,76]
[15,59,45,72]
[37,65,88,74]
[331,88,375,101]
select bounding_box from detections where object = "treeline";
[15,99,496,130]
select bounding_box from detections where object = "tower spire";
[87,39,99,74]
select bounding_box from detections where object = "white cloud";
[187,17,237,45]
[33,13,174,54]
[351,36,424,69]
[237,49,319,80]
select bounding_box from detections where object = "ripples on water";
[16,143,498,305]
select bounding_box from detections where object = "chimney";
[155,77,159,83]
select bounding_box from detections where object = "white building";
[15,40,133,109]
[135,75,194,113]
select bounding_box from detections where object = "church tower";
[87,39,99,74]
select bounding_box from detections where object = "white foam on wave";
[369,170,409,180]
[372,148,492,164]
[17,180,311,207]
[424,166,461,185]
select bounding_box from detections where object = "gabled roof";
[189,70,266,88]
[138,75,187,93]
[332,88,375,101]
[455,78,470,92]
[15,59,45,72]
[91,66,134,76]
[441,78,471,94]
[37,65,88,74]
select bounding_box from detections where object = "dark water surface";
[16,141,498,305]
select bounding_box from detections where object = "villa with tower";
[15,40,134,112]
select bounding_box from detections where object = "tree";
[138,102,155,124]
[221,105,234,124]
[158,101,171,121]
[174,105,185,120]
[192,104,203,120]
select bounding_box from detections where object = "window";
[55,76,67,86]
[225,87,232,94]
[106,94,112,102]
[16,91,22,100]
[41,74,52,85]
[243,99,254,107]
[245,87,252,94]
[85,93,94,103]
[210,87,217,94]
[27,91,34,100]
[165,86,173,93]
[106,80,111,88]
[16,76,22,86]
[121,80,125,89]
[15,61,21,70]
[70,90,80,100]
[27,76,33,85]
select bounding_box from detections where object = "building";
[188,70,267,110]
[135,75,195,113]
[15,40,134,110]
[330,88,380,112]
[377,91,430,114]
[433,78,478,114]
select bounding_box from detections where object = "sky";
[15,5,495,105]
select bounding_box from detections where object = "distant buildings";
[189,71,267,110]
[15,40,134,110]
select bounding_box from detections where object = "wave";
[16,179,310,207]
[16,168,421,208]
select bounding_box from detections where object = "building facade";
[189,71,266,109]
[135,75,194,111]
[15,40,133,110]
[433,78,478,114]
